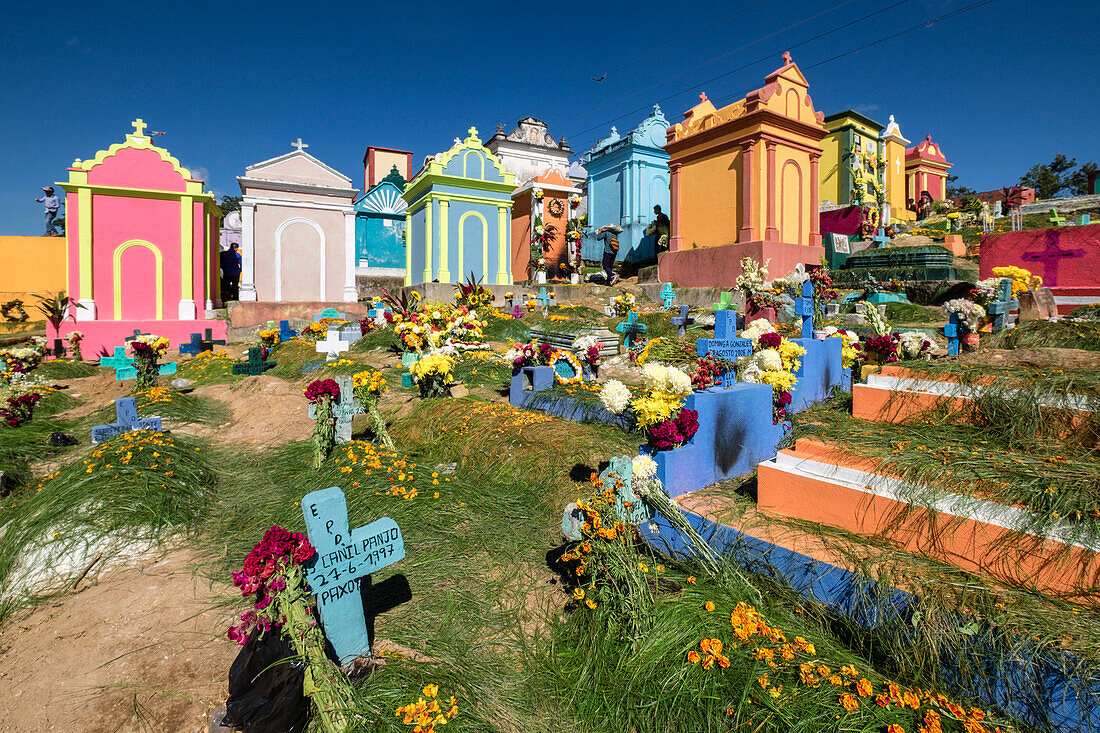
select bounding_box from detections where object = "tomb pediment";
[243,150,353,190]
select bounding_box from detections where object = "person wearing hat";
[35,186,61,236]
[595,223,622,285]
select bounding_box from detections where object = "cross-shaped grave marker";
[695,309,752,359]
[510,304,526,319]
[671,304,694,338]
[536,287,552,316]
[100,347,136,379]
[713,291,734,311]
[944,312,961,356]
[1022,231,1086,288]
[278,319,298,342]
[794,280,815,339]
[308,375,361,443]
[1048,208,1067,226]
[179,328,226,356]
[91,396,162,444]
[871,228,890,248]
[232,346,277,376]
[316,330,350,362]
[616,310,648,349]
[987,278,1019,333]
[313,307,344,322]
[123,329,150,343]
[659,283,676,310]
[338,323,363,345]
[301,486,405,665]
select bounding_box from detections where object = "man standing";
[652,204,671,255]
[595,224,622,286]
[219,243,243,301]
[35,186,61,236]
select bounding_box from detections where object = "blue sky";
[2,0,1096,234]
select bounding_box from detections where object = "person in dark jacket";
[220,243,243,301]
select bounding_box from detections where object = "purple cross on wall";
[1021,231,1085,287]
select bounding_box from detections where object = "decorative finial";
[496,123,505,133]
[699,92,708,103]
[468,126,479,140]
[291,137,308,151]
[926,135,932,142]
[889,114,895,124]
[131,118,147,137]
[610,126,618,135]
[454,137,461,145]
[782,51,792,65]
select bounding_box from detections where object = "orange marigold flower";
[828,675,844,686]
[687,650,701,664]
[704,601,715,612]
[887,726,905,733]
[686,575,696,583]
[839,693,859,711]
[856,678,873,697]
[757,675,769,689]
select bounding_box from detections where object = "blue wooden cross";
[1048,208,1066,226]
[308,376,362,443]
[536,288,552,309]
[232,346,277,375]
[794,280,815,339]
[944,312,961,356]
[987,278,1018,333]
[616,310,648,348]
[313,307,344,322]
[659,283,676,310]
[871,228,890,248]
[91,396,162,444]
[179,329,226,356]
[695,310,752,359]
[278,319,298,342]
[123,329,150,343]
[301,486,405,665]
[671,304,694,337]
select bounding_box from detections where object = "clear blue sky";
[2,0,1096,234]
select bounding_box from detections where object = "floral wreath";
[548,349,583,385]
[547,198,566,218]
[1,299,29,323]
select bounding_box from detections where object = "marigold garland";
[548,349,583,385]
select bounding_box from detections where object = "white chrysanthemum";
[504,348,522,363]
[753,348,783,371]
[664,366,692,397]
[741,318,777,344]
[632,455,658,480]
[599,380,631,414]
[642,363,669,391]
[897,331,935,358]
[741,363,763,383]
[572,334,600,351]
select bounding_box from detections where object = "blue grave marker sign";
[794,280,815,340]
[616,311,648,348]
[659,283,676,310]
[944,312,961,356]
[671,304,694,338]
[278,320,298,342]
[309,376,362,443]
[987,278,1018,333]
[100,347,137,380]
[871,228,890,248]
[91,396,162,444]
[313,307,344,322]
[301,486,405,665]
[232,346,277,376]
[695,310,752,359]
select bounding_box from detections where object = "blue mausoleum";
[403,128,516,286]
[354,165,407,276]
[581,104,671,265]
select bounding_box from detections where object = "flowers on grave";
[67,331,83,361]
[0,343,45,383]
[226,525,356,731]
[862,334,898,365]
[506,339,553,370]
[129,335,170,391]
[690,354,734,390]
[571,335,603,370]
[358,314,377,335]
[738,327,805,423]
[863,301,892,337]
[548,349,584,385]
[598,380,632,414]
[533,187,545,201]
[0,391,41,427]
[821,326,862,369]
[632,454,658,480]
[808,267,839,325]
[352,369,394,450]
[454,273,494,310]
[611,291,636,316]
[992,265,1042,296]
[897,331,936,360]
[970,277,1000,307]
[305,378,341,468]
[601,365,696,450]
[569,194,582,209]
[257,328,280,349]
[409,352,455,398]
[648,408,699,450]
[395,684,460,732]
[741,317,777,345]
[736,255,769,298]
[941,299,986,330]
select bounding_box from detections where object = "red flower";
[304,379,341,403]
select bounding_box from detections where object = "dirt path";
[0,549,235,733]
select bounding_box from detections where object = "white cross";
[316,330,349,362]
[292,137,309,152]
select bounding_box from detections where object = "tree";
[945,174,975,199]
[218,195,242,217]
[1019,154,1097,199]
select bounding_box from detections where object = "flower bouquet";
[611,292,636,317]
[737,321,805,423]
[409,352,454,398]
[821,326,862,369]
[941,299,985,331]
[599,364,697,450]
[0,391,41,428]
[572,335,602,379]
[505,340,552,371]
[130,335,170,391]
[225,525,355,733]
[0,343,45,384]
[453,273,494,310]
[304,378,341,468]
[897,331,936,360]
[569,194,582,209]
[992,265,1042,297]
[808,268,839,327]
[352,369,394,450]
[258,328,280,349]
[68,331,84,361]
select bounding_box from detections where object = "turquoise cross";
[301,486,405,665]
[871,228,890,248]
[616,310,647,348]
[660,283,676,310]
[944,312,960,355]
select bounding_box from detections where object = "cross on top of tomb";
[713,291,734,311]
[944,312,961,356]
[660,283,676,310]
[278,319,298,342]
[695,308,752,360]
[536,288,552,308]
[671,304,694,338]
[309,376,361,443]
[291,137,309,152]
[987,278,1019,333]
[301,486,405,665]
[131,118,147,137]
[232,346,277,376]
[511,304,526,319]
[699,92,708,103]
[794,280,815,340]
[871,229,890,248]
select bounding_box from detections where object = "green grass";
[451,353,512,391]
[267,339,325,379]
[481,311,531,343]
[0,387,82,492]
[35,359,100,379]
[985,319,1100,352]
[83,387,230,428]
[174,351,245,384]
[884,301,944,324]
[351,328,400,353]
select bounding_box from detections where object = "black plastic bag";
[222,632,309,733]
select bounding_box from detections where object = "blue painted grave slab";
[91,396,162,444]
[232,347,276,376]
[787,337,848,414]
[695,311,752,359]
[671,304,694,338]
[509,367,633,430]
[616,311,647,348]
[312,307,345,322]
[865,292,910,304]
[301,486,404,665]
[278,320,298,342]
[641,383,787,498]
[794,280,814,340]
[945,312,961,356]
[309,376,362,443]
[338,323,362,345]
[659,283,676,310]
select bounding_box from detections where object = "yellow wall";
[678,147,741,248]
[882,138,914,222]
[0,236,67,304]
[818,130,843,205]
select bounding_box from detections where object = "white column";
[239,202,257,301]
[342,209,358,302]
